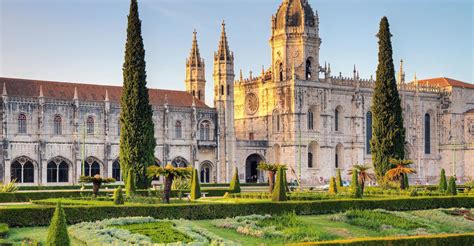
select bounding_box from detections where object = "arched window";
[11,162,22,182]
[87,116,94,135]
[305,58,312,80]
[277,115,280,132]
[198,90,201,100]
[308,110,314,130]
[18,113,27,134]
[220,85,224,96]
[172,157,188,167]
[175,121,182,139]
[192,90,195,97]
[47,162,58,183]
[424,113,431,154]
[366,111,373,154]
[23,162,34,183]
[200,121,210,140]
[58,162,69,182]
[227,85,230,96]
[308,152,313,168]
[200,162,212,183]
[335,107,342,132]
[112,161,121,181]
[82,158,101,176]
[279,63,284,81]
[53,115,62,135]
[91,162,100,176]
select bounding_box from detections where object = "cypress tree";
[447,176,457,195]
[371,16,405,181]
[190,169,201,200]
[229,167,241,193]
[46,202,70,246]
[438,168,447,192]
[403,174,409,189]
[329,176,338,194]
[335,168,343,187]
[113,186,124,205]
[350,170,362,198]
[120,0,156,191]
[272,167,287,202]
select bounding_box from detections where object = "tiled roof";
[416,77,474,89]
[0,77,209,108]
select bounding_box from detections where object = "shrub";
[0,180,18,193]
[350,170,362,198]
[328,177,337,194]
[343,209,424,230]
[113,187,124,205]
[447,176,457,195]
[404,174,409,189]
[439,169,447,192]
[0,223,8,238]
[190,169,201,201]
[229,167,241,193]
[272,167,287,202]
[46,202,70,246]
[335,169,343,187]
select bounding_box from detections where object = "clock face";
[245,93,259,115]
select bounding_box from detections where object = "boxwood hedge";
[297,233,474,245]
[1,196,473,227]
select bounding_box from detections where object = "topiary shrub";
[336,168,343,187]
[229,167,241,194]
[404,174,409,189]
[439,169,447,192]
[329,177,338,194]
[447,176,457,195]
[272,167,287,202]
[113,187,124,205]
[350,170,362,198]
[190,169,201,201]
[46,202,70,246]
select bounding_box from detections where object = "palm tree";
[348,164,375,193]
[147,164,191,203]
[257,162,287,193]
[385,159,416,190]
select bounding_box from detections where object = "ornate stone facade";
[1,0,473,185]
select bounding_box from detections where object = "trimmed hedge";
[0,188,229,203]
[1,196,473,227]
[16,183,269,190]
[0,223,8,238]
[294,233,474,245]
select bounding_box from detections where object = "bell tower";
[270,0,321,82]
[214,21,235,182]
[185,30,206,102]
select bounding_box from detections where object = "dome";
[274,0,316,30]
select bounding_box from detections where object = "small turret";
[185,30,206,102]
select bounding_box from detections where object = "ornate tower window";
[53,115,62,135]
[424,113,431,154]
[200,121,210,140]
[305,58,312,80]
[112,160,121,181]
[18,113,27,134]
[279,63,284,81]
[87,116,94,135]
[308,110,314,130]
[220,85,224,96]
[175,120,182,139]
[366,111,373,154]
[335,106,343,132]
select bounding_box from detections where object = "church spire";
[398,59,405,84]
[188,29,202,66]
[185,29,206,102]
[216,21,232,61]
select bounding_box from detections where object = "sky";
[1,0,473,106]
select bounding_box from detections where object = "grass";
[113,221,193,243]
[343,209,425,230]
[7,226,84,245]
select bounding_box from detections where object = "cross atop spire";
[187,29,202,67]
[216,20,232,61]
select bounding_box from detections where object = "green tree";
[350,170,362,198]
[257,162,286,193]
[347,164,375,194]
[328,176,338,194]
[147,164,191,203]
[113,186,124,205]
[371,16,405,181]
[46,202,70,246]
[190,169,201,200]
[119,0,156,192]
[229,167,241,193]
[272,167,287,202]
[403,174,409,189]
[447,176,457,195]
[335,168,343,187]
[438,169,447,192]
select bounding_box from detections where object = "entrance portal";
[245,154,264,183]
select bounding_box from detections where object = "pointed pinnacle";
[73,87,78,100]
[39,85,44,98]
[2,83,7,96]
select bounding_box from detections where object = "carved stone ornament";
[245,93,259,115]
